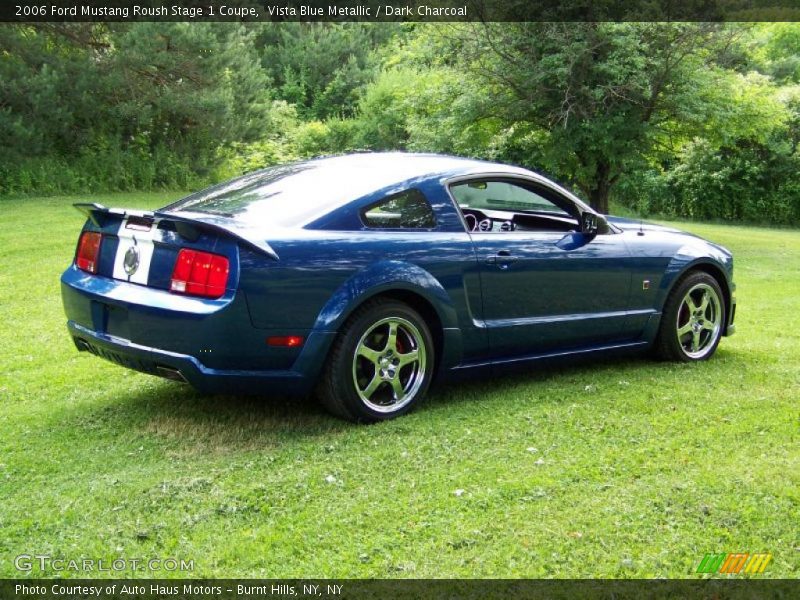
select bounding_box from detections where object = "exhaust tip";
[73,338,90,352]
[156,366,188,383]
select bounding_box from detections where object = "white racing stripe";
[112,217,157,285]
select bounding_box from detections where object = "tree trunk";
[588,185,610,215]
[587,160,612,214]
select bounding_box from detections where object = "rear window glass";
[165,164,306,218]
[162,162,414,228]
[360,189,436,229]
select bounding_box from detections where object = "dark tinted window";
[361,189,436,229]
[161,159,437,228]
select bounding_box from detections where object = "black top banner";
[3,0,800,22]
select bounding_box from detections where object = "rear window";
[360,189,436,229]
[162,162,416,228]
[165,164,305,218]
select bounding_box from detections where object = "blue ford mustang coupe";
[61,153,736,421]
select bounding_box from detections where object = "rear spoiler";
[73,203,279,261]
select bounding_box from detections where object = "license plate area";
[112,216,156,285]
[105,304,130,339]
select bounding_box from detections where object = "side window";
[451,181,569,216]
[451,179,582,233]
[360,189,436,229]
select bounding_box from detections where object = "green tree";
[443,23,748,213]
[0,23,272,191]
[255,23,397,120]
[103,23,271,171]
[0,24,109,159]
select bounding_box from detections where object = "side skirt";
[450,340,651,373]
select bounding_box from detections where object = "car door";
[450,177,636,359]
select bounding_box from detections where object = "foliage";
[0,141,207,195]
[751,23,800,83]
[617,82,800,224]
[0,23,271,194]
[254,23,397,120]
[624,137,800,224]
[1,22,800,225]
[351,68,414,150]
[412,24,756,213]
[1,193,798,577]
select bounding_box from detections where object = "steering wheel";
[464,213,477,232]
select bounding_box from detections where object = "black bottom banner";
[2,579,798,600]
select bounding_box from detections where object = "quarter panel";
[239,230,488,366]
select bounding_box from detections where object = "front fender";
[312,260,459,332]
[658,243,734,314]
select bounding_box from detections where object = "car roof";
[298,152,529,183]
[164,152,533,228]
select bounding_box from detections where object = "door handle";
[486,250,517,268]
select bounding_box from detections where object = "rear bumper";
[62,265,338,395]
[67,320,335,396]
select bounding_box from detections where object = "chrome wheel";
[352,316,427,413]
[676,283,722,359]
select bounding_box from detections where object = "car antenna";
[637,218,645,236]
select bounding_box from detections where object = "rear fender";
[313,260,459,332]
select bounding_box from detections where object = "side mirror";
[581,212,599,236]
[581,212,609,236]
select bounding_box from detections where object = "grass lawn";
[0,193,797,579]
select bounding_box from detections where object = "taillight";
[75,231,102,274]
[170,249,229,299]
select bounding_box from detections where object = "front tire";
[318,298,434,422]
[655,271,726,362]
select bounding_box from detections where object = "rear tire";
[654,271,725,362]
[318,298,434,423]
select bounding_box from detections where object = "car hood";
[606,216,688,235]
[606,216,732,259]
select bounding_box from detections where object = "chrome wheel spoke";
[397,349,419,367]
[357,344,381,363]
[702,320,715,331]
[677,322,692,336]
[361,373,382,399]
[684,296,699,313]
[389,377,406,402]
[691,330,701,352]
[699,291,710,313]
[384,322,398,353]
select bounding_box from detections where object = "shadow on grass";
[423,345,746,414]
[52,379,348,456]
[425,352,649,411]
[52,345,748,455]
